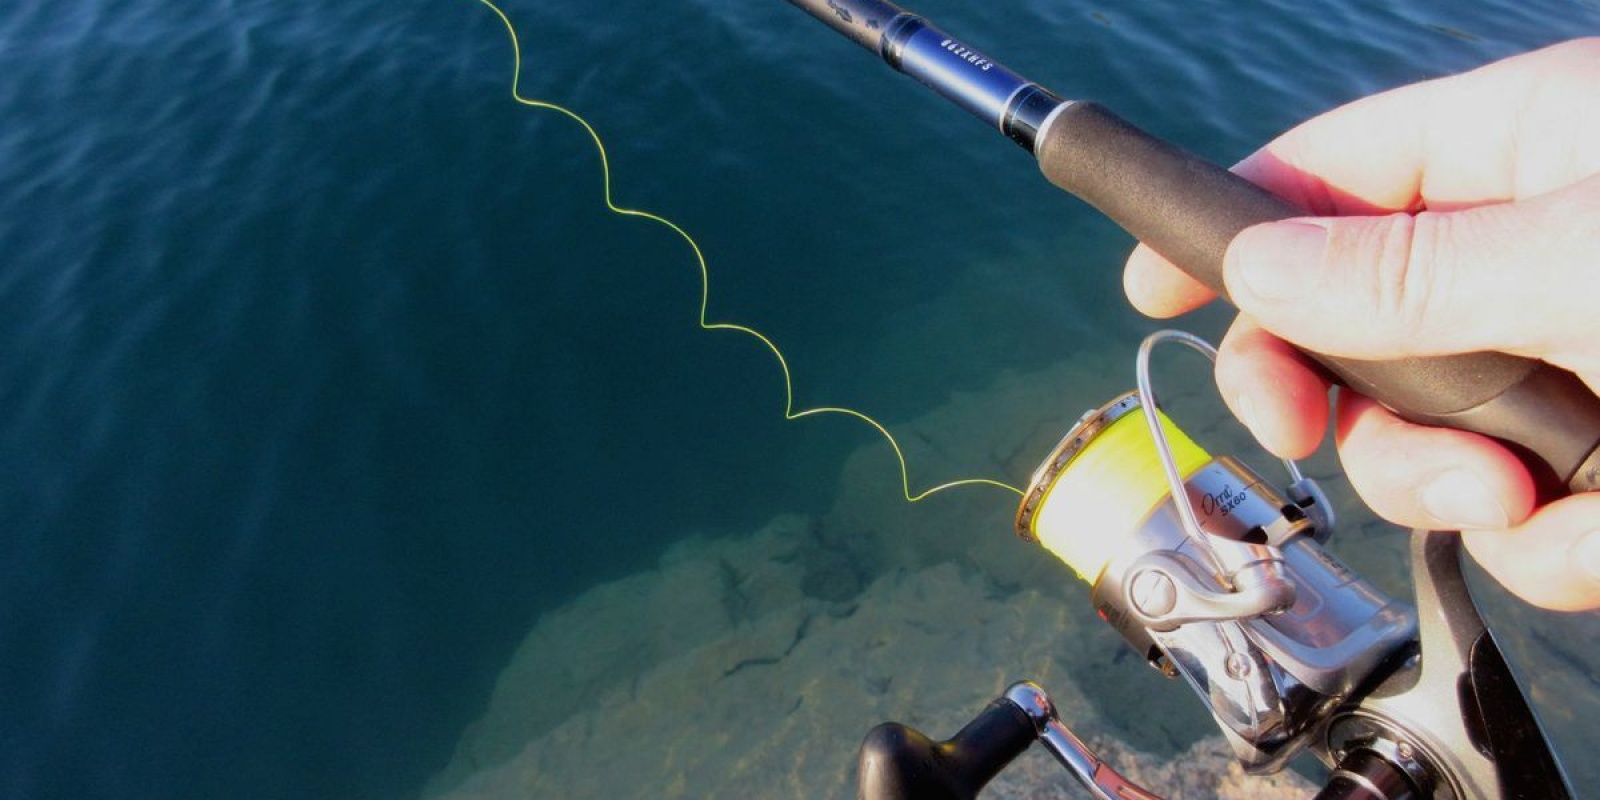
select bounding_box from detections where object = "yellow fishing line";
[469,0,1023,501]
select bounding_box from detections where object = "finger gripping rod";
[784,0,1600,495]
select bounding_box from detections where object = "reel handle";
[859,683,1164,800]
[1034,101,1600,497]
[856,697,1035,800]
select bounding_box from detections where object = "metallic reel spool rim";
[1014,390,1145,541]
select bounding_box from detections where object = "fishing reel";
[857,331,1572,800]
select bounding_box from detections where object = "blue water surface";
[2,0,1597,798]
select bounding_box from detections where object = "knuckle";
[1361,212,1444,338]
[1559,36,1600,60]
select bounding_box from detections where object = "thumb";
[1221,177,1600,372]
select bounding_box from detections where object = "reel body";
[1016,390,1419,773]
[856,332,1572,800]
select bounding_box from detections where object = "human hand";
[1123,38,1600,611]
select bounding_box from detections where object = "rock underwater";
[425,355,1326,799]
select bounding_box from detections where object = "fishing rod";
[782,0,1600,499]
[777,2,1584,799]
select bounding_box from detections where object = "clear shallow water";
[1,1,1596,798]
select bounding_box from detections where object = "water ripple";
[4,1,1599,798]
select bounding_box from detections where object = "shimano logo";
[940,38,994,71]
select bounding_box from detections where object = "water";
[2,1,1596,798]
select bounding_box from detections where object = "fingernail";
[1421,469,1509,530]
[1229,221,1329,303]
[1577,530,1600,583]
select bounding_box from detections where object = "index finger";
[1123,242,1215,318]
[1123,39,1600,317]
[1231,38,1600,216]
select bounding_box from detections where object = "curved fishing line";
[469,0,1023,501]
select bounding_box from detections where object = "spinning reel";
[856,332,1572,800]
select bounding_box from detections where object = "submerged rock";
[429,557,1311,799]
[427,357,1336,799]
[424,515,817,795]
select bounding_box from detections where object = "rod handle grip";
[1034,101,1600,495]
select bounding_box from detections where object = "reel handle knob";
[856,697,1035,800]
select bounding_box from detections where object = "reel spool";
[1014,391,1211,585]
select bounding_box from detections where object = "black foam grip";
[1035,101,1600,494]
